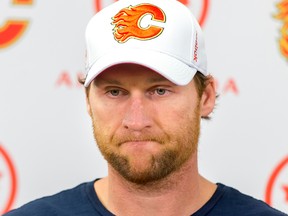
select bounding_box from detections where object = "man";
[4,0,287,215]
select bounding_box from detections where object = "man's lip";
[119,140,156,146]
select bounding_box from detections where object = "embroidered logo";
[112,4,166,43]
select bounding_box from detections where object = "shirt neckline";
[86,179,226,216]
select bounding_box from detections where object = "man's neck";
[94,156,216,216]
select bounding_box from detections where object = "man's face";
[86,64,203,185]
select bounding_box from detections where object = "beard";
[92,105,201,186]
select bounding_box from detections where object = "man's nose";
[122,97,152,131]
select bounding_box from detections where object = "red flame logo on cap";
[112,4,166,43]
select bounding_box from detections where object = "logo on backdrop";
[274,0,288,61]
[0,0,33,49]
[95,0,209,27]
[112,4,166,43]
[0,144,18,214]
[265,156,288,213]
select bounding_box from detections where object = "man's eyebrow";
[147,77,170,83]
[93,76,171,86]
[93,78,122,86]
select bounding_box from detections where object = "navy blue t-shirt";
[4,180,287,216]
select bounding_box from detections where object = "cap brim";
[84,49,197,87]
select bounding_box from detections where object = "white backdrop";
[1,0,287,214]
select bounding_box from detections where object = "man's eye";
[155,88,166,95]
[109,89,120,96]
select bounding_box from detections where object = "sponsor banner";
[0,0,287,214]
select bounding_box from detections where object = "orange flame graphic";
[112,4,166,43]
[275,0,288,59]
[0,0,33,49]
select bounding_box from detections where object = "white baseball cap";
[84,0,208,87]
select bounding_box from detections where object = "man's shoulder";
[3,181,93,216]
[213,183,287,216]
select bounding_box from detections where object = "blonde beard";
[91,104,201,186]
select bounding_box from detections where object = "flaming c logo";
[274,0,288,60]
[112,4,166,43]
[0,0,33,49]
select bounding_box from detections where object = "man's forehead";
[92,63,172,85]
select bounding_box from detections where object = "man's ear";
[200,76,216,118]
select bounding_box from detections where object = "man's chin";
[119,169,169,186]
[107,150,180,185]
[113,155,163,185]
